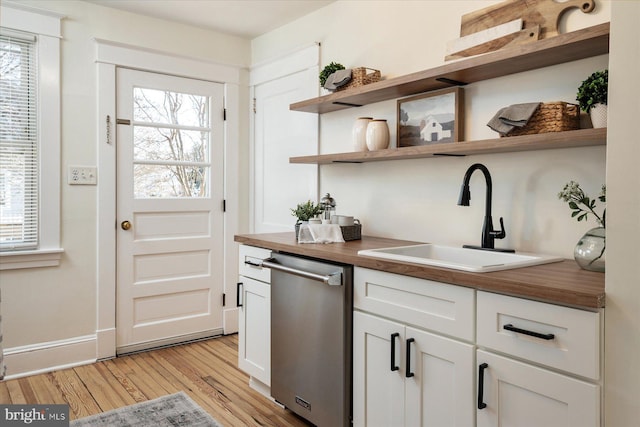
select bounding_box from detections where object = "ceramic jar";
[352,117,372,151]
[366,119,390,151]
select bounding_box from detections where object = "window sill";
[0,248,64,270]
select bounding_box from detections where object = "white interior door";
[251,45,319,233]
[116,68,225,354]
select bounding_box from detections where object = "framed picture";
[397,87,464,147]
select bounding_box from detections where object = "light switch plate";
[68,166,97,185]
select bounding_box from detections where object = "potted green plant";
[291,200,324,240]
[319,61,345,88]
[576,69,608,128]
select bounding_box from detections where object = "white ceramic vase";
[352,117,372,151]
[589,103,607,128]
[365,119,390,151]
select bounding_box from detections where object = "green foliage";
[291,200,324,222]
[558,181,606,228]
[319,62,345,86]
[576,70,608,112]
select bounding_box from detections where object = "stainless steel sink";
[357,244,564,273]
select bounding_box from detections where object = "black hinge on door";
[222,293,226,307]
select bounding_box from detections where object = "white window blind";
[0,30,38,251]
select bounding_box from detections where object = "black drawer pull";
[478,363,488,409]
[390,333,399,372]
[236,282,243,307]
[405,338,415,378]
[244,260,262,267]
[503,323,555,340]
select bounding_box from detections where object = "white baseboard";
[224,307,239,334]
[249,376,273,400]
[96,327,116,360]
[3,334,97,379]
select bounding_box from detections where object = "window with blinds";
[0,31,39,251]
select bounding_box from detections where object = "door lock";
[121,220,132,230]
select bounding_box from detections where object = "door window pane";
[133,127,208,163]
[133,88,208,127]
[131,87,211,199]
[134,164,208,198]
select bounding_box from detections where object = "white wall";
[252,0,610,257]
[252,0,640,423]
[0,0,250,372]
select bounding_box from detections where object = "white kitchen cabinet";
[476,291,602,427]
[476,350,600,427]
[237,245,271,393]
[353,268,475,427]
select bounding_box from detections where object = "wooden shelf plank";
[290,23,610,114]
[289,128,606,164]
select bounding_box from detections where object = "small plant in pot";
[576,69,608,128]
[319,61,345,89]
[291,200,324,240]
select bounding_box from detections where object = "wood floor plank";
[48,369,101,420]
[0,334,312,426]
[5,379,27,404]
[102,359,148,403]
[156,345,257,426]
[0,381,11,404]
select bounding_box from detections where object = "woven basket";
[336,67,381,92]
[502,102,580,137]
[340,223,362,241]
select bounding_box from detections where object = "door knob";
[121,220,132,230]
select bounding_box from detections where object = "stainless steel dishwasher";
[262,252,353,427]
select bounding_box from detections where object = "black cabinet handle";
[236,282,243,307]
[478,363,488,410]
[244,260,262,267]
[405,338,415,378]
[390,333,399,372]
[503,323,555,340]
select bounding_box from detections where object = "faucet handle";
[490,217,506,239]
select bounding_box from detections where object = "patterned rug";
[70,392,222,427]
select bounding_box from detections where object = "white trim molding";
[3,335,97,380]
[95,39,244,357]
[0,2,64,269]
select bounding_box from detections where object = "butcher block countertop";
[235,233,605,310]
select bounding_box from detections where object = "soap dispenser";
[320,193,336,221]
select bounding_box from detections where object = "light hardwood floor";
[0,334,311,426]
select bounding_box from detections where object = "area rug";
[71,391,222,427]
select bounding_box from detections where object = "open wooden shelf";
[289,128,606,164]
[290,23,610,114]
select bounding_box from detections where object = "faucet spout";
[458,163,513,252]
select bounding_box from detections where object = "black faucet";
[458,163,514,252]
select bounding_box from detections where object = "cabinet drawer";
[238,244,271,283]
[477,291,601,380]
[354,268,475,341]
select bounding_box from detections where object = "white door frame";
[95,39,243,360]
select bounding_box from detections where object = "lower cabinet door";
[405,327,474,427]
[353,311,405,427]
[476,350,600,427]
[237,276,270,385]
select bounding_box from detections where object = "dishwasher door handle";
[261,259,342,286]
